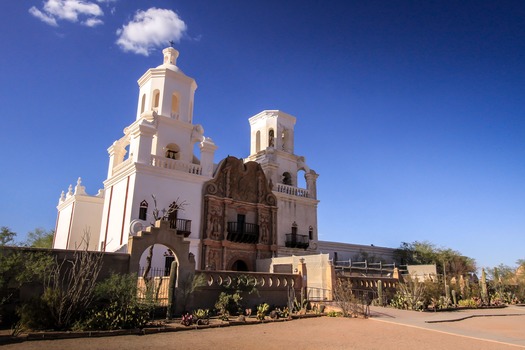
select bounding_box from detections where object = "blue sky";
[0,1,523,269]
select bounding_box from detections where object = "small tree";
[25,228,54,248]
[332,278,366,317]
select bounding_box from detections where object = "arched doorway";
[231,260,249,271]
[138,244,177,277]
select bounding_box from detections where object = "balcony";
[151,155,202,175]
[285,233,309,249]
[226,222,259,244]
[167,218,192,237]
[276,183,310,198]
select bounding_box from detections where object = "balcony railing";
[285,233,309,249]
[151,155,202,175]
[166,218,191,237]
[226,222,259,244]
[276,183,310,198]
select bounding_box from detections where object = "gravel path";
[3,308,524,350]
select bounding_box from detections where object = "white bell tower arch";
[246,110,319,255]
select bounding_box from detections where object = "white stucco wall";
[54,187,104,251]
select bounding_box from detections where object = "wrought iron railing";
[285,233,309,249]
[164,217,192,237]
[226,222,259,244]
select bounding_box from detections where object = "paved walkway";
[369,305,525,348]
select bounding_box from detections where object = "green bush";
[458,298,479,308]
[79,302,149,330]
[76,273,150,330]
[17,297,54,330]
[256,303,269,320]
[215,291,243,318]
[326,310,342,317]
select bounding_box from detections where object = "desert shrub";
[256,303,269,320]
[326,310,342,317]
[77,273,150,330]
[420,280,442,308]
[390,275,426,311]
[332,278,366,317]
[16,297,54,330]
[214,274,258,319]
[458,298,478,308]
[42,235,103,330]
[192,308,210,325]
[79,302,149,330]
[215,291,242,319]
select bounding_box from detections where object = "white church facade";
[53,47,332,271]
[53,47,395,272]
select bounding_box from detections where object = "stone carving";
[204,156,276,206]
[259,214,270,244]
[191,124,205,143]
[206,206,223,240]
[207,249,221,270]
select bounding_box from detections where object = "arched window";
[255,130,261,152]
[165,143,180,160]
[171,93,179,119]
[309,226,313,240]
[152,89,160,110]
[268,129,275,147]
[297,169,307,189]
[140,94,146,114]
[282,172,292,185]
[139,200,148,220]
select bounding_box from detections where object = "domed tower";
[247,110,319,255]
[97,47,217,262]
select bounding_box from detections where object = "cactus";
[465,277,471,299]
[377,280,383,306]
[459,275,465,298]
[451,289,457,306]
[480,268,488,305]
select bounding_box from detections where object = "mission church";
[53,46,394,273]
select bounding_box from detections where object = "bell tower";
[97,46,217,258]
[136,46,197,123]
[247,110,319,254]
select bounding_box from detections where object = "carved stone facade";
[201,156,278,271]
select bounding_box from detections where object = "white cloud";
[84,17,104,27]
[116,8,187,56]
[29,0,104,27]
[29,6,58,27]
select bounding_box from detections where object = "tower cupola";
[135,46,197,123]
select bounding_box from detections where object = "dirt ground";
[2,314,524,350]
